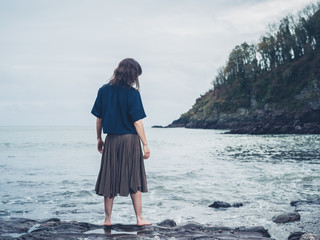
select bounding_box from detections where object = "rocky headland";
[167,5,320,134]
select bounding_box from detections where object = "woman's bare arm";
[134,119,150,159]
[96,117,104,153]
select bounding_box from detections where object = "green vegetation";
[182,2,320,120]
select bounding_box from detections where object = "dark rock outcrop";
[300,233,319,240]
[168,104,320,135]
[0,217,273,240]
[291,199,320,207]
[287,232,320,240]
[151,125,166,128]
[288,232,306,240]
[157,219,176,227]
[227,109,320,134]
[232,202,244,207]
[209,201,243,208]
[272,212,301,223]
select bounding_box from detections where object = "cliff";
[168,4,320,134]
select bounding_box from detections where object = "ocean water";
[0,126,319,239]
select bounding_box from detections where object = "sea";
[0,126,319,239]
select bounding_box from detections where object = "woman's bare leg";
[130,191,152,226]
[103,197,114,226]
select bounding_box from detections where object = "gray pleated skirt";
[95,134,148,198]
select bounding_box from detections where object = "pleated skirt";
[95,134,148,198]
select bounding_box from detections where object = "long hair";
[110,58,142,90]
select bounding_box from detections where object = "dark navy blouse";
[91,83,146,135]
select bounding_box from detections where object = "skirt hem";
[95,188,148,198]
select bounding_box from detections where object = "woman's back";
[91,83,146,135]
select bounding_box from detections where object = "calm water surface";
[0,126,319,239]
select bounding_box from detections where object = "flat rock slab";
[0,218,273,240]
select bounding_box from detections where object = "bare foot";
[137,217,152,226]
[101,219,111,226]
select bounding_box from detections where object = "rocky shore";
[167,105,320,135]
[226,108,320,134]
[1,199,319,239]
[166,77,320,134]
[1,216,319,240]
[0,217,273,240]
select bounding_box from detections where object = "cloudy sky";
[0,0,315,127]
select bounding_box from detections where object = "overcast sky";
[0,0,315,127]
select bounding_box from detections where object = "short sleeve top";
[91,83,146,135]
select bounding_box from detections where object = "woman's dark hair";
[110,58,142,90]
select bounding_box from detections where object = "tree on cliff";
[211,1,320,110]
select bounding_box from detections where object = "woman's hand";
[143,144,150,159]
[133,120,150,160]
[97,138,104,154]
[96,118,104,153]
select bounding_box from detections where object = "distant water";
[0,126,319,239]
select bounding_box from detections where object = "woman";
[91,58,151,226]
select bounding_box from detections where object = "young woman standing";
[91,58,151,226]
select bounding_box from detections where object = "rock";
[232,202,244,207]
[208,201,243,208]
[44,218,60,223]
[291,200,320,207]
[291,200,301,206]
[151,125,166,128]
[236,226,271,238]
[0,218,38,235]
[300,233,319,240]
[157,219,176,227]
[288,232,305,240]
[209,201,231,208]
[272,212,301,223]
[177,221,205,231]
[168,101,320,134]
[0,217,273,240]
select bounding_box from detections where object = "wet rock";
[288,232,306,240]
[209,201,231,208]
[151,125,166,128]
[209,201,243,208]
[300,233,319,240]
[177,221,205,231]
[157,219,176,227]
[0,217,273,240]
[0,218,38,235]
[232,202,244,207]
[38,219,61,228]
[272,212,301,223]
[236,226,271,238]
[291,200,320,207]
[44,218,60,223]
[291,200,302,206]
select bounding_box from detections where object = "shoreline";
[153,125,320,135]
[1,217,318,240]
[0,217,273,240]
[165,106,320,135]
